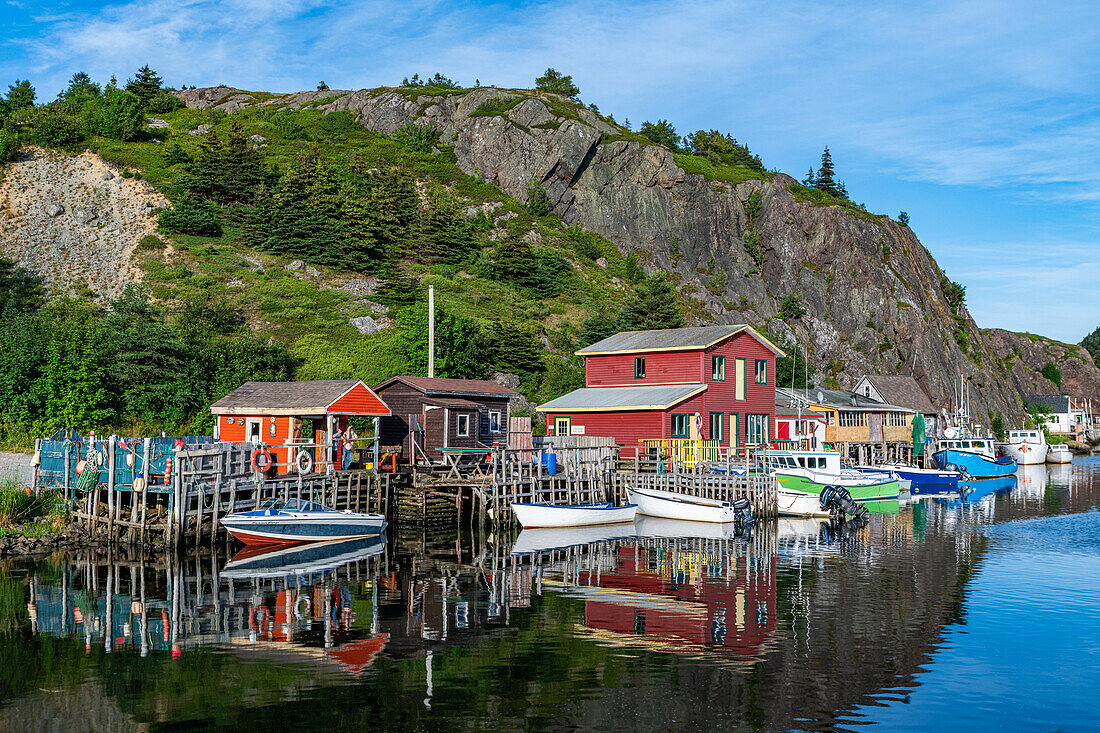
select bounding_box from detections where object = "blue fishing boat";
[859,462,960,494]
[220,498,387,545]
[933,436,1016,478]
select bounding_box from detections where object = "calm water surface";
[1,460,1098,731]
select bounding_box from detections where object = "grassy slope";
[87,99,645,405]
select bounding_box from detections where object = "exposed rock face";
[984,329,1100,402]
[0,147,168,300]
[164,86,1094,418]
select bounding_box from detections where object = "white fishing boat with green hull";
[757,449,902,515]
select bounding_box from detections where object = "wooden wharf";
[35,433,780,547]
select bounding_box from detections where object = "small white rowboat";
[627,486,739,523]
[509,502,637,528]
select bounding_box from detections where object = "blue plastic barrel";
[541,451,558,475]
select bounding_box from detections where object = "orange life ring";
[251,448,272,472]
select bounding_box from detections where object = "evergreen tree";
[684,129,764,171]
[5,80,35,112]
[639,120,681,151]
[580,311,619,347]
[185,121,264,203]
[125,65,163,107]
[534,68,580,99]
[897,211,910,226]
[61,72,100,103]
[619,274,684,330]
[814,146,837,196]
[802,167,815,186]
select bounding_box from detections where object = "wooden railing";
[638,439,725,468]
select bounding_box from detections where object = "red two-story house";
[537,325,783,457]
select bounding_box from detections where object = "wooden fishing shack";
[373,377,520,465]
[210,380,391,474]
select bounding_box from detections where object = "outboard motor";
[820,485,869,520]
[731,496,755,525]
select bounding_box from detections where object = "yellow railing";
[638,439,724,468]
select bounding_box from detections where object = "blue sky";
[3,0,1098,343]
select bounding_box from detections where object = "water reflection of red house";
[576,546,776,661]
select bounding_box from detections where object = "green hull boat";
[773,473,901,502]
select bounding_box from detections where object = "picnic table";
[438,447,493,479]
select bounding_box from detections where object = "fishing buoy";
[133,476,146,493]
[76,460,87,476]
[125,453,134,467]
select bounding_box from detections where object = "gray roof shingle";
[862,375,937,414]
[1027,394,1070,413]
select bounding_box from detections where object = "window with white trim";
[457,414,470,437]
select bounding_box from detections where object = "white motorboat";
[776,487,831,517]
[1046,443,1072,464]
[509,501,637,528]
[626,486,740,523]
[1001,429,1049,465]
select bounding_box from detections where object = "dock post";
[107,435,116,543]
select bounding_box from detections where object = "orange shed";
[210,380,391,474]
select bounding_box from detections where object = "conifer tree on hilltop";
[814,146,837,197]
[125,65,163,106]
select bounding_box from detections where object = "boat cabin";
[210,380,392,474]
[934,438,996,459]
[757,449,843,475]
[1007,430,1046,446]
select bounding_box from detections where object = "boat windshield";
[279,498,337,513]
[260,498,285,511]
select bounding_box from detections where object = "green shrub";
[470,96,511,117]
[1041,362,1062,387]
[25,106,86,147]
[162,143,191,166]
[136,234,166,251]
[0,129,16,161]
[317,110,359,134]
[146,89,183,113]
[89,89,143,140]
[524,179,552,216]
[391,122,440,153]
[779,293,806,320]
[158,196,222,237]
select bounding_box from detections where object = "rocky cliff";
[984,329,1100,402]
[173,85,1072,420]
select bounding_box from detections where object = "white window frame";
[246,418,262,444]
[489,410,501,433]
[456,413,470,437]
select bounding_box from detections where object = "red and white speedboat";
[220,498,386,545]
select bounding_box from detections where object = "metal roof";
[777,387,915,413]
[576,325,784,357]
[537,384,706,412]
[209,380,390,416]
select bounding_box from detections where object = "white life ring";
[296,594,312,620]
[295,450,314,474]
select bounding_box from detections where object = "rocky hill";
[984,329,1100,402]
[171,84,1100,420]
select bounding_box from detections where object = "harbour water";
[1,460,1098,731]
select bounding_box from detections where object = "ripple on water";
[987,509,1100,557]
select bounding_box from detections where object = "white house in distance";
[1027,395,1095,437]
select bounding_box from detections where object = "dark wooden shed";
[373,376,520,463]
